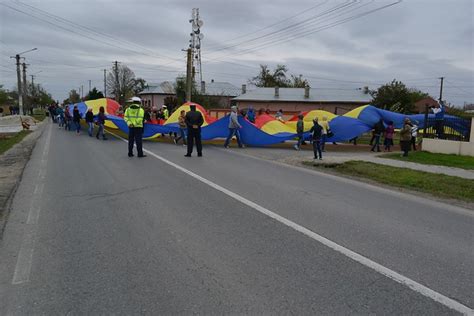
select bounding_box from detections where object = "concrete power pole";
[103,69,107,98]
[30,75,35,108]
[186,48,193,102]
[22,62,28,115]
[438,77,444,102]
[14,55,23,115]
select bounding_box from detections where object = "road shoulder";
[0,122,46,235]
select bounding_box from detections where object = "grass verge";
[0,130,32,155]
[379,151,474,170]
[303,160,474,202]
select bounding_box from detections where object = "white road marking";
[11,229,36,284]
[110,131,473,315]
[12,123,51,285]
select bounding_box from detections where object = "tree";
[250,64,309,88]
[132,78,148,96]
[290,74,309,88]
[106,64,146,105]
[0,85,9,105]
[370,79,428,114]
[85,87,104,101]
[64,89,81,104]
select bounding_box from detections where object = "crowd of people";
[48,102,107,140]
[44,98,448,160]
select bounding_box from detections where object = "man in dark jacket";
[370,119,385,152]
[294,114,304,151]
[184,104,204,157]
[309,117,323,160]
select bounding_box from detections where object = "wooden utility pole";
[185,48,192,102]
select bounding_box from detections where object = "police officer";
[124,96,146,158]
[184,104,204,157]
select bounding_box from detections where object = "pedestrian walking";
[411,120,419,151]
[184,104,204,157]
[247,107,256,123]
[56,106,65,128]
[310,117,323,160]
[124,97,146,158]
[432,101,445,139]
[320,115,330,152]
[400,118,412,157]
[174,110,187,146]
[64,105,72,131]
[224,106,244,148]
[96,106,107,140]
[370,119,385,152]
[85,108,94,137]
[294,114,304,150]
[72,105,81,134]
[383,121,395,152]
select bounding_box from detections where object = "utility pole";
[103,69,107,98]
[81,85,84,99]
[88,80,91,94]
[14,55,23,114]
[22,62,28,115]
[438,77,444,102]
[114,61,120,102]
[30,74,35,108]
[185,48,192,102]
[10,48,37,115]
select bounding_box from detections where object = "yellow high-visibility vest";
[124,105,145,128]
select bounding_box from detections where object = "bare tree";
[106,64,140,105]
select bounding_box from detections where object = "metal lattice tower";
[189,8,204,85]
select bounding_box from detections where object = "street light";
[10,48,38,115]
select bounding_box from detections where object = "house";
[413,97,439,114]
[139,80,241,109]
[138,81,175,108]
[233,86,372,115]
[199,80,241,108]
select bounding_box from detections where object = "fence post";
[423,104,429,138]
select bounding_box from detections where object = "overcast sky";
[1,0,473,106]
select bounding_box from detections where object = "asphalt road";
[0,122,472,314]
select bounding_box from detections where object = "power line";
[12,0,183,64]
[204,1,359,57]
[204,0,330,51]
[205,1,401,64]
[1,2,182,66]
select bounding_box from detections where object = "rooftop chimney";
[274,86,279,98]
[304,86,310,98]
[201,81,205,94]
[241,84,246,94]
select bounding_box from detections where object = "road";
[0,122,472,314]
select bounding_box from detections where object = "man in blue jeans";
[224,106,244,148]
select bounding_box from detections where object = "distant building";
[199,80,241,108]
[413,97,439,113]
[139,80,241,109]
[139,81,175,108]
[233,86,372,115]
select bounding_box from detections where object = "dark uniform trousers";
[187,127,202,155]
[128,127,144,156]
